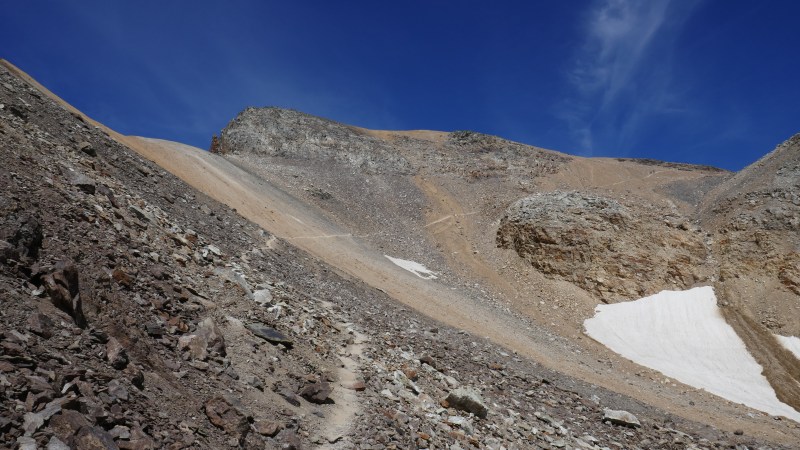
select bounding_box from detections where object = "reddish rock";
[204,396,250,439]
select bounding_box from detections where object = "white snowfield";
[584,286,800,422]
[384,255,438,280]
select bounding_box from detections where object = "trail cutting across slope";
[121,137,800,442]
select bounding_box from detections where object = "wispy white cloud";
[560,0,698,155]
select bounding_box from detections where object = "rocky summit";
[2,57,800,450]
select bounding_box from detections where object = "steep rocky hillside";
[699,135,800,332]
[5,58,799,449]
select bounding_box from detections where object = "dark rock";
[107,379,129,402]
[5,215,43,262]
[204,396,250,440]
[277,388,301,407]
[106,337,129,370]
[78,141,96,157]
[246,322,293,348]
[148,265,169,280]
[28,312,55,338]
[50,409,91,441]
[445,388,488,419]
[144,322,163,337]
[96,184,119,208]
[419,354,436,369]
[112,267,133,288]
[131,370,145,389]
[42,260,87,328]
[298,381,332,404]
[74,425,120,450]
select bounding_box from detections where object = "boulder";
[445,387,488,419]
[178,317,226,360]
[602,408,641,428]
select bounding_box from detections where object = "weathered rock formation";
[497,191,710,301]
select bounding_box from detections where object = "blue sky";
[3,1,799,170]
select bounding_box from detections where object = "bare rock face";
[497,191,709,301]
[218,107,413,173]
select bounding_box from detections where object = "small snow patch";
[385,255,437,280]
[776,335,800,360]
[584,286,800,422]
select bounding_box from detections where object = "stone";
[242,374,264,391]
[178,317,226,360]
[246,322,293,348]
[106,337,129,370]
[131,370,145,389]
[277,388,301,407]
[107,379,129,402]
[419,354,436,369]
[22,394,70,435]
[46,436,71,450]
[252,288,273,306]
[74,425,120,449]
[299,381,333,404]
[42,259,87,328]
[445,388,488,419]
[128,206,151,222]
[50,410,91,440]
[344,380,366,391]
[112,267,133,288]
[602,409,641,428]
[28,312,55,338]
[16,437,37,450]
[78,141,96,157]
[253,419,284,437]
[67,170,97,194]
[204,396,250,439]
[109,425,131,439]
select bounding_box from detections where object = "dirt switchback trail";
[117,137,800,443]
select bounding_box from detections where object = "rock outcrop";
[497,191,710,301]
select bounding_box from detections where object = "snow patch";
[385,255,438,280]
[584,286,800,422]
[776,335,800,360]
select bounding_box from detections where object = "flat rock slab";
[602,409,641,428]
[246,323,293,348]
